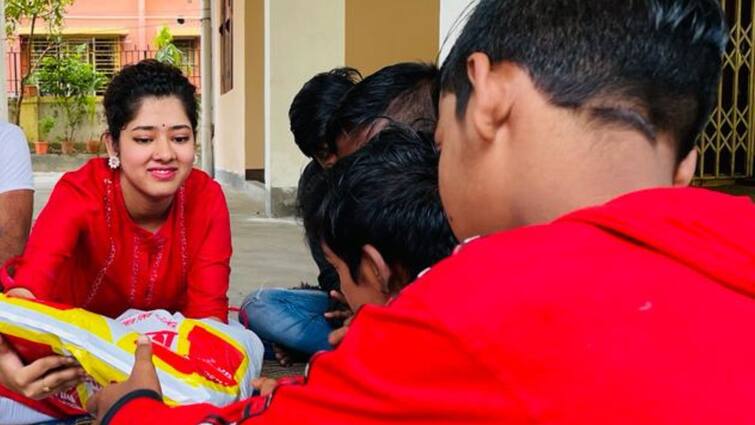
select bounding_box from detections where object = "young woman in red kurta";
[4,155,231,319]
[0,60,231,411]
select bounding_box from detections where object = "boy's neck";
[512,128,679,228]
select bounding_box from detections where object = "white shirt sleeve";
[0,122,33,194]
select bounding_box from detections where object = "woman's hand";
[0,334,84,400]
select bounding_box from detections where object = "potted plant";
[86,135,102,154]
[23,84,39,97]
[84,97,102,154]
[35,116,55,155]
[61,138,75,155]
[23,74,39,97]
[35,44,106,156]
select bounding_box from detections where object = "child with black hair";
[325,62,439,162]
[241,64,441,366]
[239,68,359,366]
[303,125,457,313]
[250,124,458,396]
[288,67,362,166]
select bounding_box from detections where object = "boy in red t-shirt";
[89,1,755,424]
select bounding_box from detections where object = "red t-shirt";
[3,158,231,320]
[106,188,755,424]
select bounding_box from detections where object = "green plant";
[85,94,98,125]
[39,116,55,140]
[36,44,106,143]
[5,0,75,125]
[154,26,183,66]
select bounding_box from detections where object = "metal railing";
[5,47,201,98]
[696,0,753,181]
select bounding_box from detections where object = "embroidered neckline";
[87,168,190,310]
[84,177,117,308]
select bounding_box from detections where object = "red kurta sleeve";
[181,182,231,321]
[5,177,87,299]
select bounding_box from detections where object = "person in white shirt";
[0,121,33,269]
[0,122,44,425]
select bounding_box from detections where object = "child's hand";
[323,291,353,320]
[328,316,353,347]
[252,377,279,396]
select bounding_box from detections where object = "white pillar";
[200,0,214,175]
[439,0,476,65]
[263,0,272,216]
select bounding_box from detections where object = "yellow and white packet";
[0,294,263,415]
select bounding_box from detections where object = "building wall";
[212,0,246,182]
[210,0,448,216]
[244,0,265,176]
[45,0,200,50]
[267,0,345,215]
[345,0,439,76]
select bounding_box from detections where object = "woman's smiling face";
[116,95,196,201]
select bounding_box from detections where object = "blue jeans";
[239,288,334,356]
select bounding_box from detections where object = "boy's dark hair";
[440,0,729,157]
[325,62,439,151]
[296,160,340,293]
[289,67,361,158]
[104,59,197,142]
[302,125,458,290]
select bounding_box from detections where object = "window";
[174,37,201,88]
[26,36,120,94]
[219,0,233,94]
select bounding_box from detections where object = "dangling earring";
[108,155,120,169]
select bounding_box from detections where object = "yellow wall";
[268,0,345,189]
[245,0,265,172]
[345,0,440,76]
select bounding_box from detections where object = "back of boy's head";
[325,62,439,151]
[440,0,728,158]
[289,67,361,158]
[302,125,457,289]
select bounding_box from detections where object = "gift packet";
[0,293,263,418]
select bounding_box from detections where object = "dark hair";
[289,67,362,158]
[296,160,341,292]
[440,0,729,156]
[325,62,439,152]
[303,125,458,289]
[103,59,198,142]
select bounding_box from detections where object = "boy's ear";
[466,53,515,144]
[673,148,698,187]
[359,244,392,294]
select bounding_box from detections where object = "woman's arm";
[182,185,231,322]
[4,180,85,299]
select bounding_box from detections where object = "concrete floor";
[32,173,319,307]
